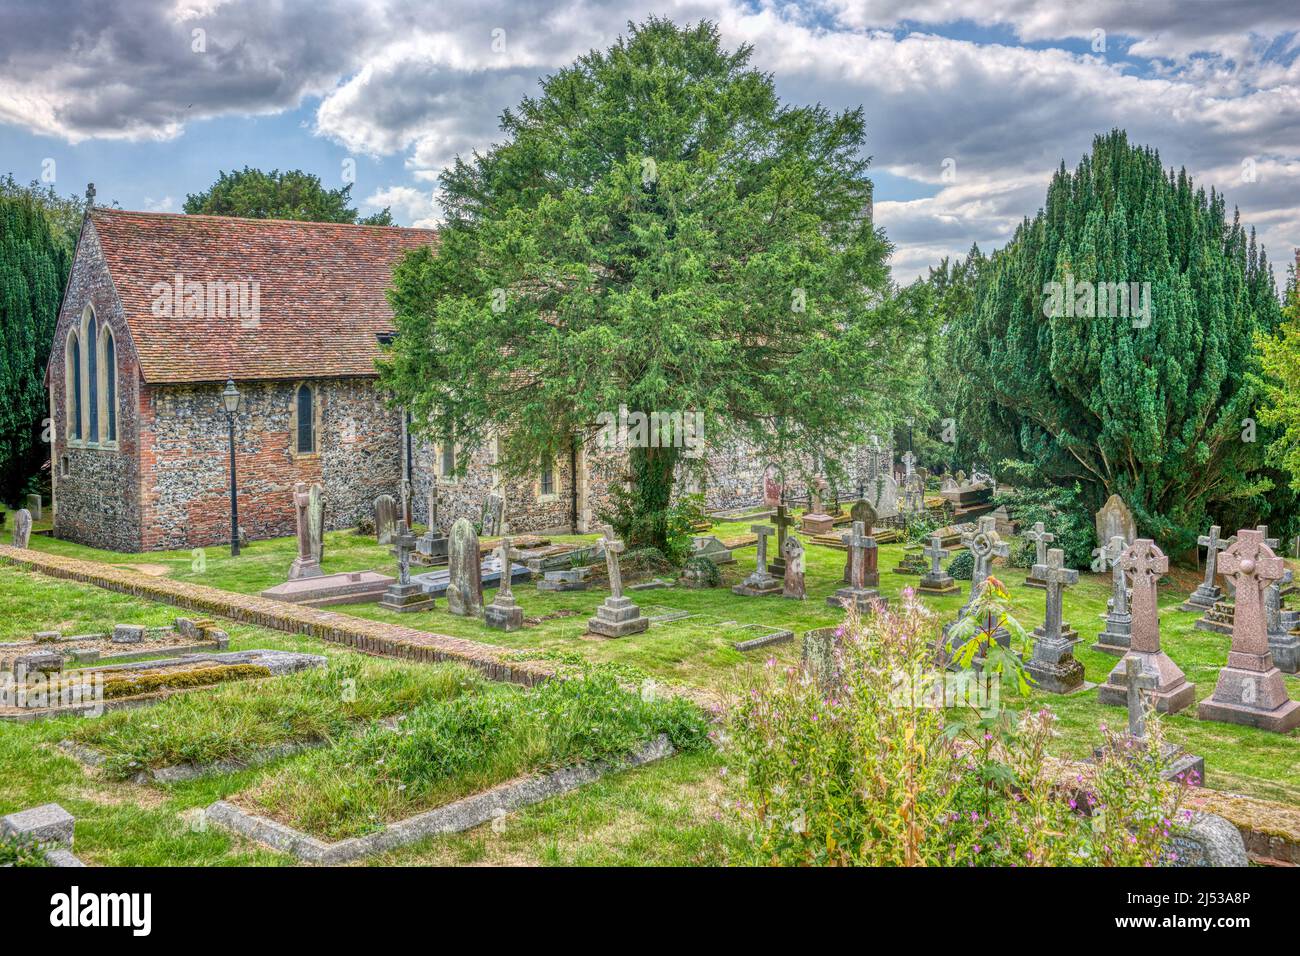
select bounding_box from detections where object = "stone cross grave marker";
[1098,539,1195,715]
[733,524,782,596]
[587,532,649,637]
[378,520,434,613]
[961,516,1009,606]
[1266,567,1300,673]
[827,521,883,611]
[12,509,32,549]
[1183,524,1228,611]
[918,534,960,596]
[481,493,505,537]
[288,482,325,580]
[1024,522,1055,589]
[1026,548,1084,693]
[484,535,524,631]
[1094,535,1132,655]
[769,503,794,575]
[1124,655,1157,739]
[1197,529,1300,732]
[901,450,916,477]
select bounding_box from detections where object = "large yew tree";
[948,131,1284,552]
[379,18,924,550]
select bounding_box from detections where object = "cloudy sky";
[1,0,1296,283]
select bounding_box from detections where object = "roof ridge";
[91,206,439,235]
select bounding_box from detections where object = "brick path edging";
[0,546,555,688]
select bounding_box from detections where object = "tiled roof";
[89,208,437,384]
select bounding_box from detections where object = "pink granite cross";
[1218,529,1284,663]
[1120,539,1167,654]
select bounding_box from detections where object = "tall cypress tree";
[948,131,1282,553]
[0,179,75,502]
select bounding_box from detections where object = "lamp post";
[221,379,241,556]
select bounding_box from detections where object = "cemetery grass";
[11,522,1300,806]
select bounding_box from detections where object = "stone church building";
[48,206,885,552]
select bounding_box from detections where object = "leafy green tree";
[947,131,1283,554]
[379,18,926,550]
[0,176,77,502]
[184,167,392,225]
[1256,264,1300,501]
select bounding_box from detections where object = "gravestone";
[781,535,806,600]
[1093,657,1205,786]
[1094,494,1137,548]
[801,627,837,690]
[1093,536,1133,655]
[288,482,325,580]
[1023,522,1054,590]
[1025,548,1085,693]
[12,509,32,549]
[768,504,794,576]
[399,477,413,528]
[111,624,145,644]
[481,493,505,537]
[1181,525,1228,612]
[733,525,783,596]
[586,534,649,637]
[827,521,884,612]
[691,535,735,565]
[379,521,434,613]
[484,536,524,632]
[445,518,484,617]
[1266,568,1299,673]
[762,464,784,508]
[374,495,398,545]
[844,499,877,584]
[1098,539,1195,715]
[1197,529,1300,732]
[417,489,448,564]
[800,478,835,534]
[867,472,899,521]
[26,494,41,521]
[944,516,1011,655]
[917,534,960,596]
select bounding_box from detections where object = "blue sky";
[2,0,1296,283]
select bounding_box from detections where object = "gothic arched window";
[86,311,99,442]
[100,326,117,442]
[67,330,82,441]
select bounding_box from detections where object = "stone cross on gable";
[750,524,774,575]
[1026,521,1055,567]
[394,520,417,587]
[1120,539,1168,654]
[1034,548,1078,642]
[1124,656,1157,739]
[602,532,627,599]
[842,520,871,590]
[924,534,948,576]
[1197,525,1228,589]
[85,182,96,205]
[1218,529,1284,658]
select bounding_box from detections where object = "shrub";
[723,598,1190,866]
[0,834,47,867]
[681,555,722,588]
[947,550,973,580]
[993,484,1095,571]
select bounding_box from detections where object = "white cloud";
[364,185,441,228]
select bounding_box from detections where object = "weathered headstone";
[379,521,434,612]
[1265,568,1299,673]
[288,482,325,580]
[484,536,524,631]
[801,627,837,690]
[25,494,41,521]
[445,518,483,617]
[917,534,960,596]
[762,463,784,508]
[586,533,649,637]
[1098,539,1195,715]
[1181,524,1228,612]
[374,495,397,545]
[800,477,835,534]
[867,472,899,521]
[481,493,505,537]
[691,535,735,565]
[111,624,146,644]
[844,498,877,583]
[1093,535,1133,655]
[1025,548,1084,693]
[1093,656,1205,786]
[826,521,884,612]
[1023,522,1054,590]
[1197,529,1300,731]
[1094,493,1137,548]
[416,489,448,565]
[733,524,783,596]
[781,534,806,600]
[11,508,32,549]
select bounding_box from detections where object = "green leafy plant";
[946,549,973,580]
[0,834,48,867]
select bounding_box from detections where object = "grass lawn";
[3,512,1299,866]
